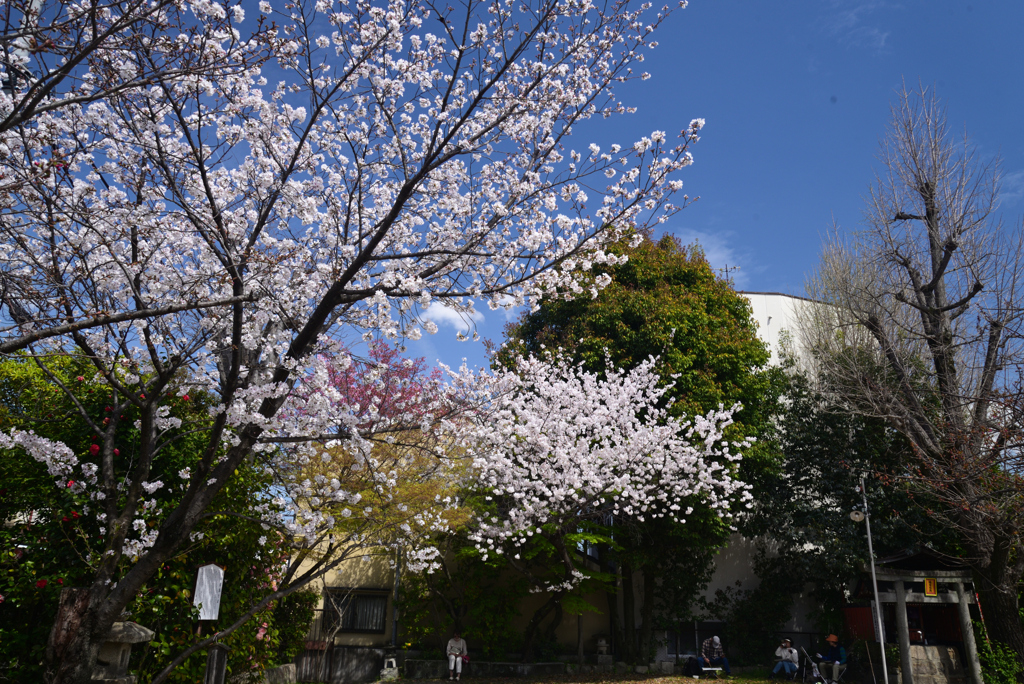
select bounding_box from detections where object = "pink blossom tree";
[0,0,704,679]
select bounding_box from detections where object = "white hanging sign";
[194,564,225,621]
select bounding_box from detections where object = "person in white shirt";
[772,639,799,678]
[446,632,468,681]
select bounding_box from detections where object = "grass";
[463,671,778,684]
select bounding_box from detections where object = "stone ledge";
[404,660,566,679]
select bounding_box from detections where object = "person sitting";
[701,635,731,676]
[816,634,846,683]
[772,639,799,679]
[446,631,468,681]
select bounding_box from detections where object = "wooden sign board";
[194,564,225,621]
[923,577,938,597]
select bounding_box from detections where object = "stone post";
[955,582,983,684]
[203,642,230,684]
[894,580,914,684]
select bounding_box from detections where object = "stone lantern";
[93,621,155,684]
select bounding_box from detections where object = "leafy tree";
[0,356,315,683]
[500,234,786,661]
[398,535,530,661]
[803,85,1024,662]
[731,367,944,664]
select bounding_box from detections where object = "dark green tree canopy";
[498,233,787,663]
[502,233,781,437]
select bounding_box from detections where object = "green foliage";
[741,370,945,634]
[501,234,781,424]
[976,622,1022,684]
[703,566,793,666]
[502,233,786,492]
[501,234,786,659]
[399,539,528,660]
[0,356,313,682]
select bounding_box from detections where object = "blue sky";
[404,0,1024,372]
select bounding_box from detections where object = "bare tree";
[802,85,1024,663]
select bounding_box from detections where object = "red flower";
[71,511,80,519]
[62,516,69,522]
[113,449,119,456]
[182,394,190,401]
[35,579,48,589]
[76,376,84,382]
[89,444,99,456]
[66,480,74,488]
[57,578,63,585]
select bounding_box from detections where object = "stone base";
[266,664,297,684]
[908,645,968,684]
[656,661,675,674]
[228,663,297,684]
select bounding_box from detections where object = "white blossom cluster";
[457,354,751,560]
[0,429,95,494]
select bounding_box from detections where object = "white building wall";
[692,292,817,635]
[740,291,811,366]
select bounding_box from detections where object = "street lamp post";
[851,474,889,684]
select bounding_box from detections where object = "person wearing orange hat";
[816,634,846,683]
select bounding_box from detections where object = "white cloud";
[497,295,525,323]
[671,228,751,289]
[999,170,1024,207]
[420,303,484,334]
[820,1,894,54]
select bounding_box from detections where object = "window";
[324,589,389,633]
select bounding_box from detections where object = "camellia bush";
[0,356,317,682]
[0,0,707,679]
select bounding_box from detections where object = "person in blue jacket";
[816,634,846,683]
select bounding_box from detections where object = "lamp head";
[850,510,866,523]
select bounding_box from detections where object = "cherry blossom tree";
[0,0,266,135]
[0,0,704,679]
[455,353,751,657]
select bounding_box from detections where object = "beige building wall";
[300,550,397,648]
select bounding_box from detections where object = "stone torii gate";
[871,549,983,684]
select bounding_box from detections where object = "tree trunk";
[622,560,636,663]
[974,570,1024,669]
[600,546,622,660]
[45,588,102,684]
[521,592,561,663]
[638,567,655,664]
[606,579,622,660]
